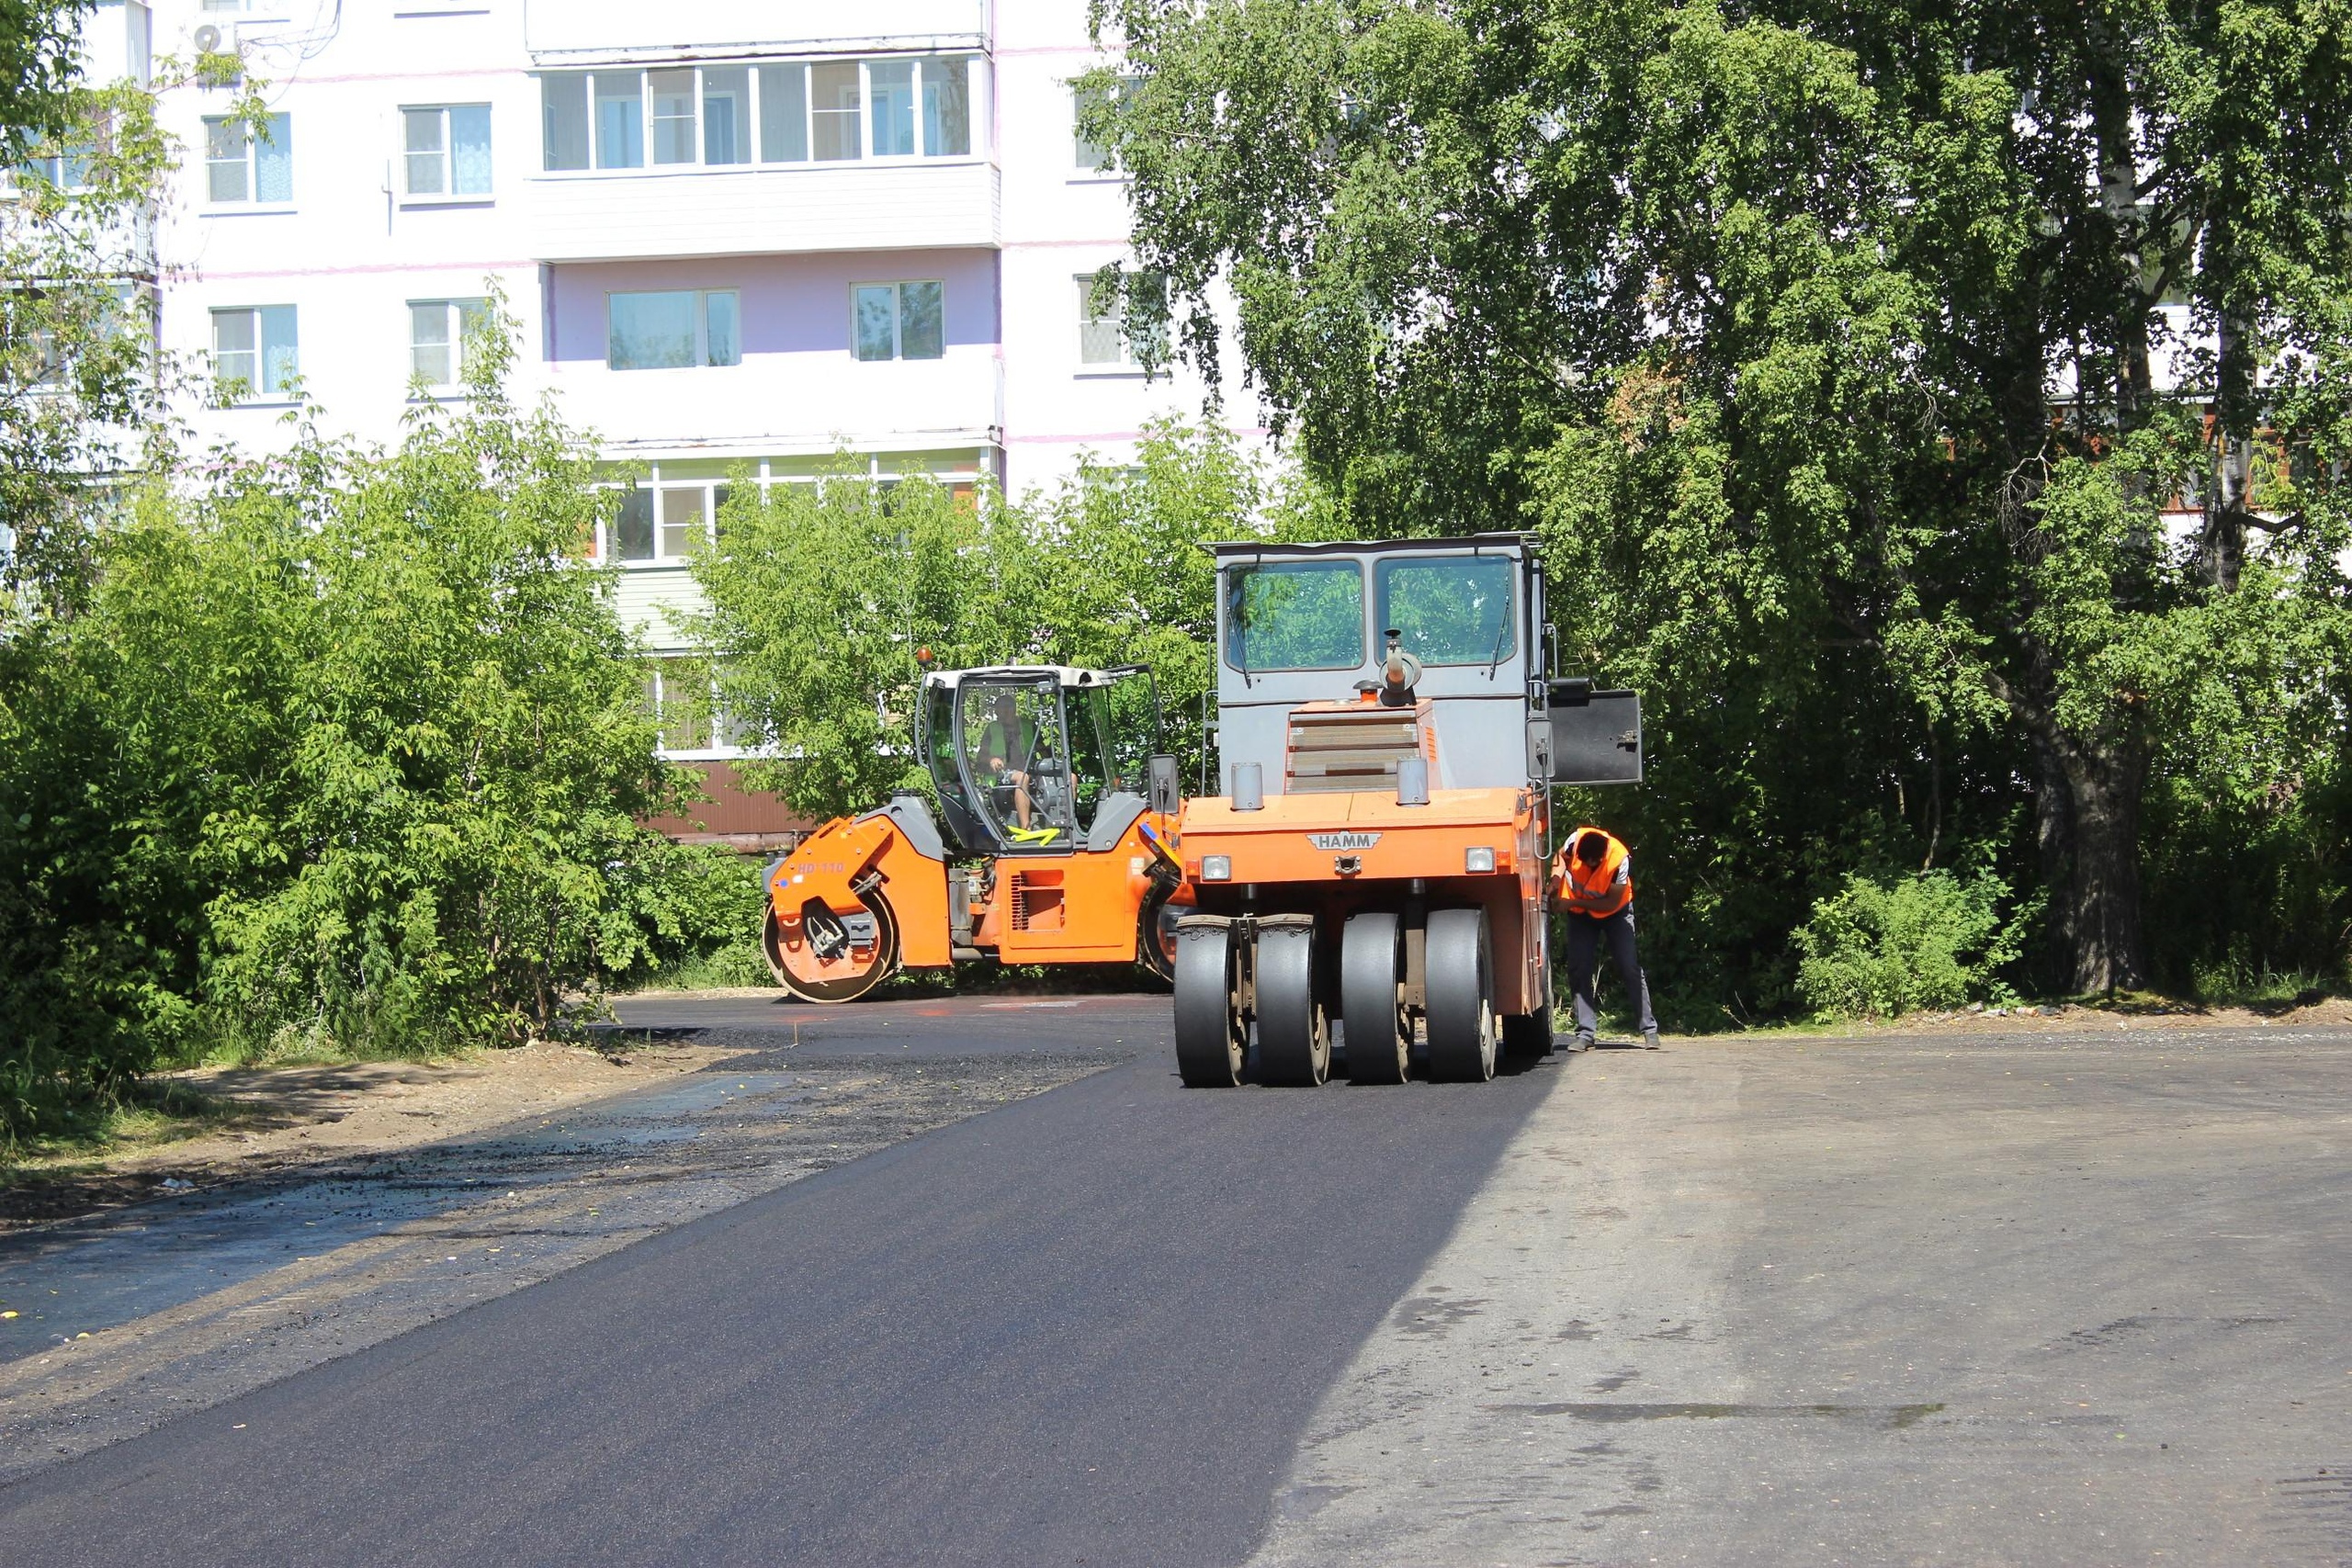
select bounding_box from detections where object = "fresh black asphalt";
[0,994,1555,1567]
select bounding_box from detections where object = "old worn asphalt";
[0,996,2347,1566]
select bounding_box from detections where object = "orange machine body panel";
[1178,786,1545,1017]
[772,806,1181,974]
[974,810,1182,965]
[767,811,954,970]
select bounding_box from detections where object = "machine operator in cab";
[978,691,1040,834]
[1552,826,1659,1050]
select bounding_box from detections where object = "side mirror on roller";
[1148,754,1181,816]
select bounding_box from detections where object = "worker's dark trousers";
[1563,908,1655,1038]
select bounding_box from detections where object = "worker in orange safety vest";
[1551,825,1658,1049]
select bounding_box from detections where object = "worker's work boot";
[1573,1031,1596,1052]
[1643,1029,1660,1049]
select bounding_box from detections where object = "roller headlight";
[1200,854,1233,882]
[1464,846,1497,874]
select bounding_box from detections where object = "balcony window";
[542,74,589,170]
[15,133,96,192]
[211,304,298,398]
[702,66,750,165]
[594,73,643,168]
[869,62,916,157]
[402,105,491,197]
[603,481,730,568]
[852,281,943,362]
[810,62,860,161]
[607,288,741,370]
[409,298,489,389]
[203,112,291,204]
[922,59,970,156]
[649,68,696,165]
[757,65,807,161]
[541,59,978,173]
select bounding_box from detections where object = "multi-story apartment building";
[124,1,1244,843]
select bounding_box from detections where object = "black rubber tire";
[1341,912,1408,1084]
[1503,1007,1555,1059]
[763,892,900,1004]
[1136,884,1181,987]
[1425,908,1498,1082]
[1256,922,1330,1087]
[1172,921,1244,1088]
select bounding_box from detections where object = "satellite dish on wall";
[193,24,222,51]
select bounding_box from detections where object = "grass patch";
[1,1077,248,1176]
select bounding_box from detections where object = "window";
[606,289,740,370]
[1077,271,1167,367]
[605,481,729,565]
[15,134,96,192]
[203,112,291,204]
[702,66,750,164]
[648,68,696,164]
[210,305,298,398]
[594,72,643,168]
[642,658,713,751]
[922,58,970,156]
[409,298,489,389]
[810,62,861,161]
[402,105,491,197]
[1225,560,1366,671]
[1374,555,1517,665]
[1074,78,1136,172]
[542,73,589,170]
[868,61,916,157]
[542,58,975,172]
[852,281,943,362]
[757,64,807,161]
[641,655,755,755]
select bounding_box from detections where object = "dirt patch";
[1,1041,752,1235]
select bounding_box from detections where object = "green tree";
[0,2,95,164]
[692,423,1316,824]
[1090,0,2352,997]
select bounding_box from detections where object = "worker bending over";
[1552,825,1658,1050]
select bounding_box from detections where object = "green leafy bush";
[0,321,727,1135]
[1793,869,2020,1020]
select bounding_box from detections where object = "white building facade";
[121,1,1239,830]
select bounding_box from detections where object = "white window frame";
[537,56,976,175]
[605,288,741,371]
[407,297,489,394]
[400,104,492,203]
[850,279,944,363]
[201,112,292,208]
[1074,270,1167,376]
[1071,76,1137,177]
[209,303,299,401]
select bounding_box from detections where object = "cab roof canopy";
[920,664,1146,690]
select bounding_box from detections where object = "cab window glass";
[1100,670,1159,791]
[1375,555,1516,665]
[958,679,1073,847]
[1224,560,1364,671]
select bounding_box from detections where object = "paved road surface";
[0,998,2346,1566]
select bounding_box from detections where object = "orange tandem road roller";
[761,663,1189,1003]
[1170,534,1642,1086]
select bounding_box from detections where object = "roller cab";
[763,664,1187,1003]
